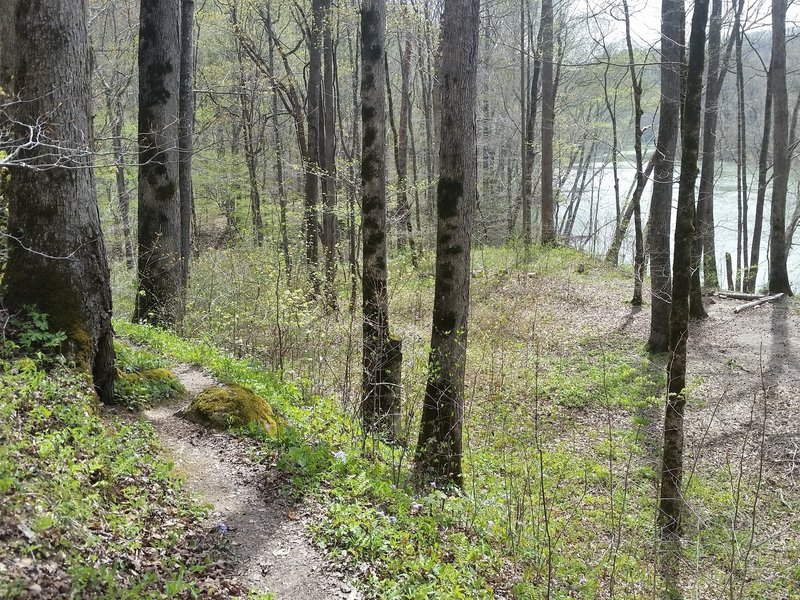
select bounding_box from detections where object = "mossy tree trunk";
[135,0,183,326]
[414,0,479,487]
[360,0,400,439]
[647,0,684,353]
[1,0,115,402]
[660,0,709,540]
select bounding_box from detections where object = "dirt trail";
[685,296,800,479]
[144,364,360,600]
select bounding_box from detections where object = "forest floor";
[687,295,800,474]
[137,364,361,600]
[4,247,798,599]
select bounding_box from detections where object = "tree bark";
[105,92,135,269]
[745,60,773,293]
[539,0,555,244]
[647,0,684,352]
[321,0,338,309]
[519,0,529,244]
[2,0,115,402]
[696,0,731,289]
[622,0,646,305]
[660,0,709,540]
[361,0,400,438]
[769,0,793,295]
[415,0,479,486]
[230,7,264,249]
[135,0,183,326]
[305,0,323,295]
[395,35,417,264]
[266,2,292,282]
[179,0,195,286]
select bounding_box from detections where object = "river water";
[565,154,800,291]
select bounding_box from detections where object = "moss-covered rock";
[180,384,278,433]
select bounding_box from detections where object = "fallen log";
[733,293,784,314]
[717,291,768,300]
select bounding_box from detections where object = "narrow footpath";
[143,364,360,600]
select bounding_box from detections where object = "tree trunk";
[660,0,709,540]
[769,0,793,295]
[539,0,555,244]
[266,2,292,282]
[696,0,725,289]
[735,26,747,291]
[346,23,359,311]
[647,0,684,353]
[604,154,654,267]
[622,0,646,305]
[519,0,530,244]
[179,0,195,286]
[393,36,418,263]
[745,61,773,293]
[420,32,436,222]
[305,0,323,295]
[322,0,338,310]
[135,0,183,326]
[106,92,135,269]
[2,0,115,402]
[415,0,479,486]
[361,0,400,438]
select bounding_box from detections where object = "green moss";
[181,383,278,433]
[115,367,185,410]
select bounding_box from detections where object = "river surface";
[564,154,800,290]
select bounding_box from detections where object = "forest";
[1,0,799,598]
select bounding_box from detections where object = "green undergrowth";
[115,319,666,598]
[0,356,249,598]
[110,245,797,599]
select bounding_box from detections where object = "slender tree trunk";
[745,61,773,293]
[420,38,436,223]
[361,0,400,438]
[179,0,195,286]
[647,0,684,353]
[769,0,793,295]
[106,93,135,269]
[415,0,479,486]
[322,0,338,309]
[230,13,265,249]
[266,3,292,282]
[525,30,542,240]
[135,0,183,326]
[660,0,710,540]
[621,0,646,304]
[2,0,115,401]
[539,0,555,244]
[735,27,748,290]
[697,0,724,289]
[347,22,360,311]
[519,0,530,244]
[604,155,654,267]
[395,35,418,264]
[305,0,324,295]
